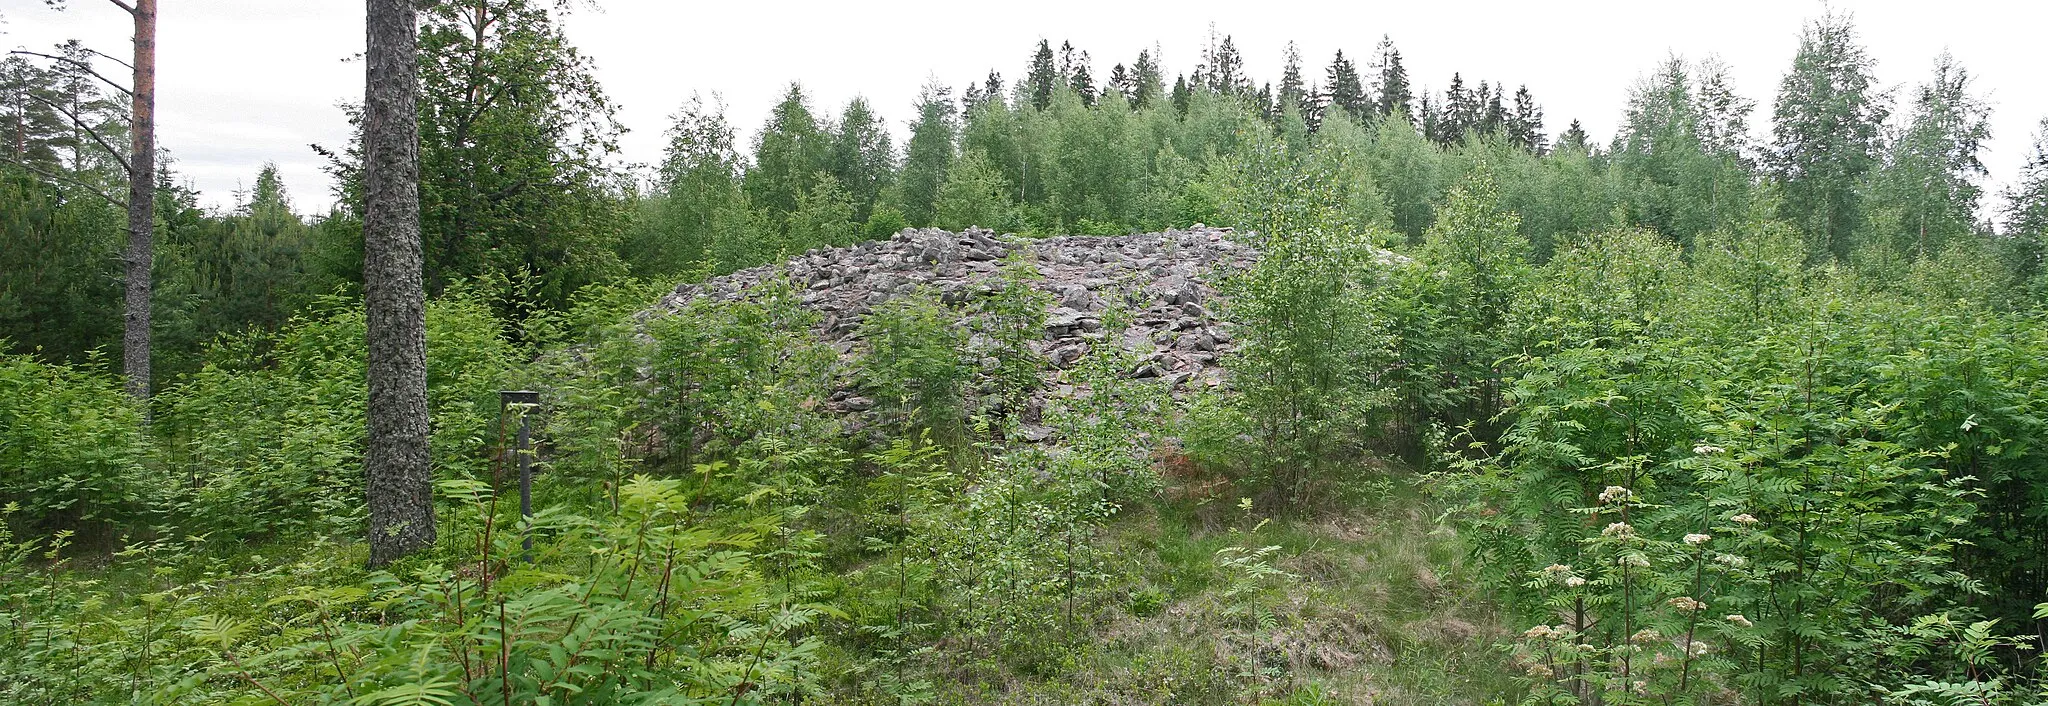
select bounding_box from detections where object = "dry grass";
[939,473,1522,705]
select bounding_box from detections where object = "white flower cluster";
[1725,614,1754,627]
[1693,444,1727,455]
[1598,485,1634,505]
[1603,521,1636,538]
[1684,533,1712,546]
[1542,563,1588,587]
[1667,596,1707,612]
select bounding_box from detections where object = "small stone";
[843,397,876,412]
[1059,284,1093,310]
[1050,343,1089,368]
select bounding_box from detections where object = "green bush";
[0,351,157,538]
[858,287,973,444]
[157,294,517,539]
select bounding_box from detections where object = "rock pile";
[650,226,1259,434]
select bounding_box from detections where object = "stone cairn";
[649,226,1257,440]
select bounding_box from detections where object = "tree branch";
[14,159,124,208]
[106,0,136,14]
[27,92,132,175]
[8,50,134,96]
[79,46,134,72]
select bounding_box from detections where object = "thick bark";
[364,0,434,567]
[120,0,155,402]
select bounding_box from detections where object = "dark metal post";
[500,390,540,561]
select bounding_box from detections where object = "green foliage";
[1199,137,1398,506]
[1437,236,2048,704]
[157,294,518,539]
[1861,52,1990,260]
[787,172,861,250]
[10,25,2048,706]
[934,149,1022,232]
[0,166,124,365]
[857,288,973,443]
[0,353,156,536]
[644,278,835,474]
[1610,57,1752,248]
[1770,10,1889,261]
[898,82,957,227]
[1417,165,1531,435]
[625,94,747,279]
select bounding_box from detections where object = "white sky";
[3,0,2043,218]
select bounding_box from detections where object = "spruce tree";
[971,71,1004,111]
[1196,28,1251,96]
[1477,82,1505,136]
[0,56,67,173]
[1063,45,1097,106]
[1171,74,1191,114]
[1507,85,1545,153]
[1419,94,1441,144]
[1769,10,1888,260]
[1324,50,1367,121]
[1445,74,1474,142]
[1027,40,1058,110]
[1278,42,1308,121]
[1109,64,1133,105]
[1558,119,1592,154]
[1370,35,1412,119]
[1132,47,1164,107]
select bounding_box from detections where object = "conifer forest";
[7,2,2048,703]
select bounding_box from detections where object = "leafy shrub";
[0,352,157,538]
[643,277,835,475]
[158,294,517,538]
[1198,138,1397,507]
[858,288,973,443]
[1438,248,2048,703]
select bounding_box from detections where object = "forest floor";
[944,471,1520,705]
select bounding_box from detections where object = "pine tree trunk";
[364,0,434,568]
[121,0,156,403]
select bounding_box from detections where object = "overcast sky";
[4,1,2044,218]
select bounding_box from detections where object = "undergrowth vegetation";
[8,18,2048,701]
